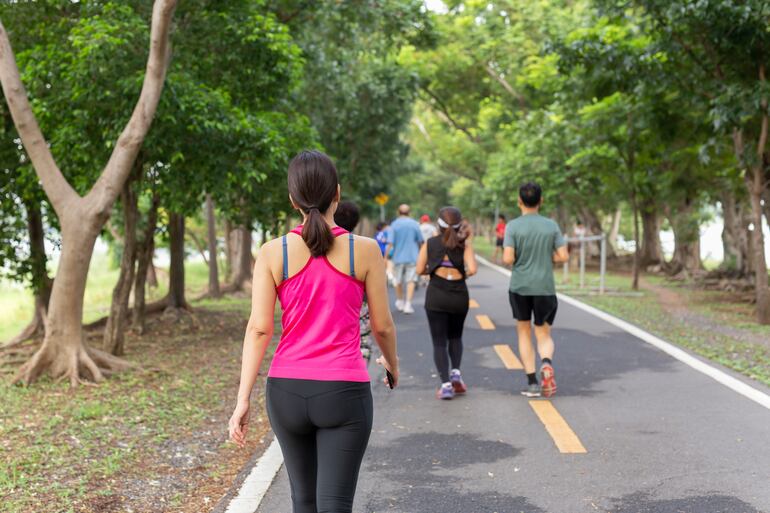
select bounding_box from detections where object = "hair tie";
[306,206,319,212]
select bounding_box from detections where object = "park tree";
[612,0,770,321]
[273,0,431,214]
[0,0,178,384]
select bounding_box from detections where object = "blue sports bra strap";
[282,235,288,281]
[349,232,356,277]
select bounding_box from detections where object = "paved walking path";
[252,263,770,513]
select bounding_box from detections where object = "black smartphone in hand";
[386,370,394,389]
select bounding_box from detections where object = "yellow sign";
[374,193,389,206]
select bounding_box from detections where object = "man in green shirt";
[503,182,569,397]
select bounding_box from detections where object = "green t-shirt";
[503,213,566,296]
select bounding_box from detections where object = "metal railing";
[562,234,607,294]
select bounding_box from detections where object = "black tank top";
[426,236,466,279]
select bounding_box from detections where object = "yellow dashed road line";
[493,344,524,370]
[529,400,587,454]
[476,314,495,330]
[469,299,480,308]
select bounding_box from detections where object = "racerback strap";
[282,235,288,281]
[349,233,356,278]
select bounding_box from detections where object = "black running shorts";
[509,292,558,326]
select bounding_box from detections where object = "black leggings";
[425,309,468,382]
[265,378,373,513]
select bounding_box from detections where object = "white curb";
[224,438,283,513]
[477,255,770,411]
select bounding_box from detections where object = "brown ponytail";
[438,206,468,250]
[287,150,338,257]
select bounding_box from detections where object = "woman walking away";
[416,206,477,400]
[228,150,399,513]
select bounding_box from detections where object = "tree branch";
[419,86,478,143]
[85,0,178,217]
[0,21,79,215]
[485,63,527,112]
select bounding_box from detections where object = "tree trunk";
[639,209,663,267]
[1,0,178,384]
[720,189,750,275]
[146,260,158,288]
[132,193,159,333]
[578,206,615,258]
[631,193,640,290]
[103,175,139,356]
[748,166,770,323]
[15,219,130,385]
[608,207,621,254]
[205,194,220,297]
[224,219,233,281]
[4,201,51,346]
[229,225,253,291]
[167,212,187,309]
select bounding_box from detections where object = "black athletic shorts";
[495,237,504,247]
[509,292,558,326]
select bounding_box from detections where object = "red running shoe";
[450,369,467,394]
[540,363,557,397]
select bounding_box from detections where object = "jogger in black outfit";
[416,206,477,400]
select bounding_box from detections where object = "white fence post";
[600,234,607,295]
[579,239,586,289]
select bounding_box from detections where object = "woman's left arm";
[464,238,478,277]
[228,243,277,448]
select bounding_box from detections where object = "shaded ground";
[0,295,271,513]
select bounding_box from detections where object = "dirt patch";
[1,297,275,513]
[641,279,770,349]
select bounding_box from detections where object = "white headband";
[437,218,461,230]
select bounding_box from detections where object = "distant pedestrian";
[503,182,568,398]
[375,221,389,257]
[417,206,477,400]
[335,201,373,362]
[228,150,399,513]
[493,214,506,264]
[418,215,438,286]
[387,204,423,314]
[334,200,360,233]
[419,214,438,242]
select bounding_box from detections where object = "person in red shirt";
[493,214,506,263]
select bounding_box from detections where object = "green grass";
[0,255,212,341]
[578,280,770,386]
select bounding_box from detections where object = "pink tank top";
[267,226,369,382]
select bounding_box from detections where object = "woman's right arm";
[362,239,399,386]
[416,241,428,275]
[228,242,277,448]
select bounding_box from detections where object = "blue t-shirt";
[388,217,423,264]
[375,230,388,256]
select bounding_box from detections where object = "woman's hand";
[228,400,250,448]
[376,356,399,388]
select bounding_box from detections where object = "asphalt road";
[256,263,770,513]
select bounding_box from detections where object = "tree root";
[84,295,169,329]
[13,342,135,387]
[161,304,199,328]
